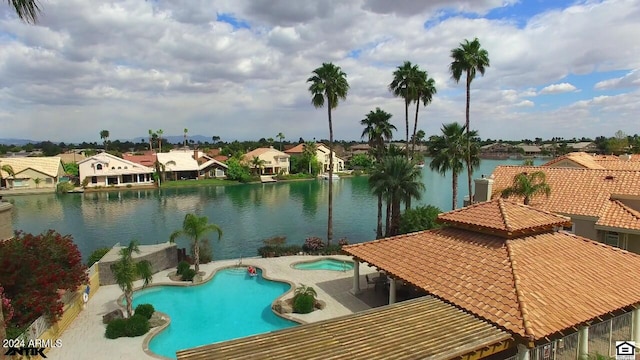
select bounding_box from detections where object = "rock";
[272,300,293,314]
[102,309,124,324]
[148,312,168,328]
[315,299,326,310]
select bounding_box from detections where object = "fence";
[502,312,633,359]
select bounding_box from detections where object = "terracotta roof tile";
[283,143,305,154]
[343,203,640,340]
[437,199,571,237]
[596,200,640,230]
[543,152,640,170]
[491,166,640,231]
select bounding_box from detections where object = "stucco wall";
[0,201,13,241]
[626,233,640,254]
[98,243,178,285]
[12,168,56,189]
[572,218,598,240]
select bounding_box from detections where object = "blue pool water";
[293,258,354,271]
[132,267,296,359]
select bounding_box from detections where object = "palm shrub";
[134,304,155,320]
[292,284,317,314]
[181,269,197,282]
[176,261,190,276]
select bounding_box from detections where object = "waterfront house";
[122,151,156,168]
[479,142,514,159]
[284,143,344,172]
[543,151,640,171]
[568,141,598,152]
[516,144,541,156]
[0,157,65,191]
[78,153,154,188]
[156,150,227,180]
[243,147,290,175]
[481,166,640,253]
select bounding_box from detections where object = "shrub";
[86,247,111,267]
[81,178,90,188]
[338,238,349,247]
[176,261,190,276]
[105,318,128,339]
[257,245,275,257]
[126,184,132,188]
[302,237,324,252]
[284,245,302,255]
[134,304,155,320]
[56,182,75,193]
[398,205,442,235]
[182,268,197,281]
[293,294,315,314]
[126,314,150,336]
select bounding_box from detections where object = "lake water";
[9,158,544,261]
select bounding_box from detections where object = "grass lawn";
[160,178,240,188]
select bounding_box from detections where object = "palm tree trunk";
[391,193,401,236]
[327,102,334,246]
[465,71,473,205]
[405,196,411,211]
[452,172,458,210]
[376,193,383,239]
[194,240,200,273]
[385,199,391,237]
[405,98,410,159]
[412,99,420,157]
[524,196,530,205]
[125,290,133,317]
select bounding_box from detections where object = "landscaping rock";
[148,312,168,328]
[272,300,293,314]
[102,309,124,324]
[315,299,326,310]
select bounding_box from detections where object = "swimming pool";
[132,267,297,359]
[292,258,354,271]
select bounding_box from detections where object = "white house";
[284,143,344,172]
[78,153,154,188]
[243,147,290,175]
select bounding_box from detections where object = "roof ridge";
[497,165,640,173]
[497,199,513,232]
[505,240,535,340]
[610,199,640,219]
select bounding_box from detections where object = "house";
[543,152,640,171]
[156,150,227,180]
[515,144,541,156]
[244,147,290,175]
[78,153,154,188]
[568,141,598,152]
[348,143,371,156]
[57,151,87,164]
[0,157,65,191]
[483,166,640,253]
[284,143,344,172]
[122,152,156,168]
[479,142,515,159]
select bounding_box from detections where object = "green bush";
[176,261,190,276]
[182,268,197,281]
[293,294,315,314]
[86,247,111,267]
[125,314,150,336]
[134,304,155,320]
[56,182,75,193]
[398,205,443,235]
[105,318,128,339]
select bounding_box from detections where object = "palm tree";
[411,71,436,156]
[369,156,424,236]
[450,38,490,204]
[307,62,349,246]
[500,171,551,205]
[389,61,420,158]
[148,129,155,152]
[360,108,396,238]
[110,240,153,318]
[0,163,15,189]
[170,214,222,274]
[212,135,221,144]
[183,128,188,148]
[6,0,41,24]
[276,132,285,151]
[99,130,110,151]
[156,129,164,152]
[33,177,42,189]
[250,156,266,175]
[429,123,478,210]
[302,141,318,175]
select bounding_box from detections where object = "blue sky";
[0,0,638,143]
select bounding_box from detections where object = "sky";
[0,0,639,143]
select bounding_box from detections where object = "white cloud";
[594,69,640,90]
[539,83,578,94]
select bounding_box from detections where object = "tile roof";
[343,216,640,340]
[491,166,640,231]
[596,200,640,230]
[122,153,156,167]
[79,153,154,175]
[156,152,199,171]
[176,296,511,360]
[543,152,640,170]
[0,157,63,178]
[437,199,571,237]
[283,143,305,154]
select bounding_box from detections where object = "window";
[91,176,97,184]
[124,166,128,169]
[46,178,53,184]
[96,164,103,170]
[111,167,115,170]
[562,223,575,234]
[605,232,619,247]
[117,166,121,169]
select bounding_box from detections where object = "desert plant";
[134,304,155,320]
[176,261,190,276]
[292,284,317,314]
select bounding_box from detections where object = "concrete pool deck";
[45,255,381,360]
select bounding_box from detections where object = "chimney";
[193,150,198,160]
[619,154,631,161]
[474,177,494,203]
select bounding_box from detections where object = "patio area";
[44,255,388,360]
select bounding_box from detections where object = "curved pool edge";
[123,263,305,359]
[290,257,355,271]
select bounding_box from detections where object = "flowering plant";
[302,237,324,252]
[0,285,14,323]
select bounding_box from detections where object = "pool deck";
[45,255,381,360]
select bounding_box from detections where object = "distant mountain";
[0,138,40,146]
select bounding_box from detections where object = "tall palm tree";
[389,61,420,158]
[170,213,222,274]
[6,0,41,24]
[360,108,396,238]
[307,62,349,246]
[500,171,551,205]
[148,129,155,152]
[212,135,221,144]
[0,163,15,189]
[250,156,266,175]
[276,132,285,151]
[110,240,153,318]
[450,37,490,204]
[411,71,436,156]
[183,128,188,148]
[99,130,110,151]
[156,129,164,152]
[429,123,478,210]
[369,156,424,236]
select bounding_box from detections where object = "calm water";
[9,158,544,260]
[132,268,295,359]
[292,258,354,271]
